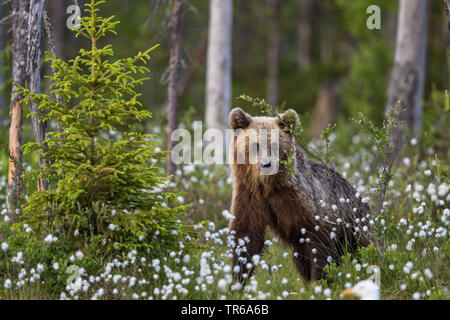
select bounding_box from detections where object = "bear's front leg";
[230,218,265,283]
[229,192,268,283]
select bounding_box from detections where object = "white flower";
[37,264,44,273]
[75,251,84,260]
[403,157,411,167]
[438,184,449,197]
[199,253,211,277]
[1,242,8,251]
[217,279,227,291]
[4,279,12,289]
[12,252,23,264]
[129,276,136,288]
[361,197,370,204]
[423,268,433,279]
[222,210,235,222]
[108,224,117,231]
[412,292,421,300]
[53,262,59,270]
[410,138,418,146]
[44,234,58,244]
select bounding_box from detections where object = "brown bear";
[228,107,372,283]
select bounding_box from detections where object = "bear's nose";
[261,160,272,168]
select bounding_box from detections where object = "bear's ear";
[276,109,299,133]
[229,108,252,130]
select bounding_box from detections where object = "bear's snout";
[261,160,272,168]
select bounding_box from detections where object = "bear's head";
[229,108,299,177]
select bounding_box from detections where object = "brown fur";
[228,108,372,283]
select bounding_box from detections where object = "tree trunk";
[205,0,233,134]
[310,81,340,139]
[42,4,64,111]
[386,0,429,142]
[167,0,182,176]
[297,0,313,70]
[179,31,208,100]
[6,0,29,219]
[50,0,64,57]
[26,0,48,191]
[0,2,6,126]
[266,0,280,107]
[318,0,333,64]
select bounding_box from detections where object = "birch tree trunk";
[297,0,313,71]
[26,0,48,191]
[266,0,280,107]
[167,0,182,176]
[386,0,429,142]
[6,0,29,219]
[205,0,232,134]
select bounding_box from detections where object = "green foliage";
[351,106,403,224]
[422,87,450,160]
[340,40,392,123]
[13,0,197,259]
[320,123,337,164]
[335,0,396,124]
[336,0,396,39]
